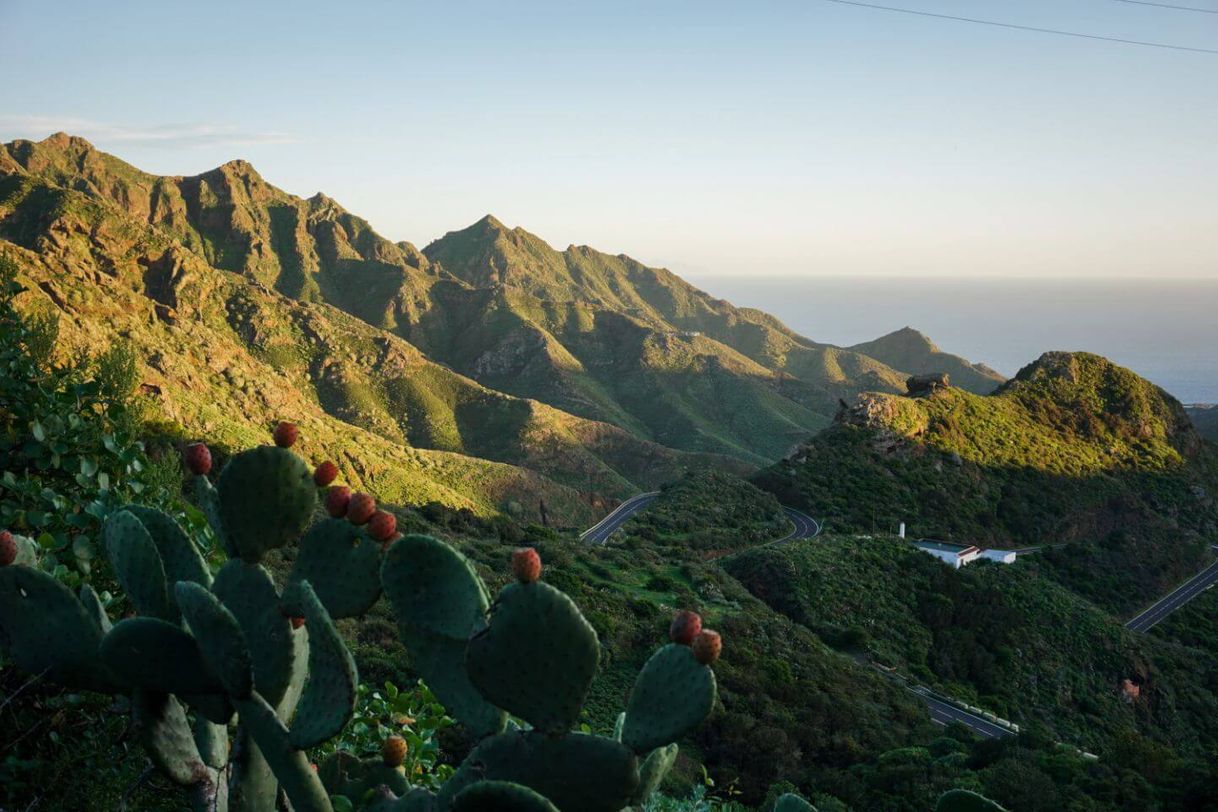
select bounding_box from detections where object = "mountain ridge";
[1,132,1004,515]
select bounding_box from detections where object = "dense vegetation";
[757,352,1218,613]
[613,471,789,556]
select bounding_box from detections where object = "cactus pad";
[382,534,489,640]
[216,446,315,563]
[176,581,254,698]
[283,580,358,749]
[132,690,210,787]
[100,617,224,695]
[233,691,334,812]
[212,560,299,707]
[318,751,410,800]
[774,793,817,812]
[287,518,382,619]
[453,781,559,812]
[622,643,717,754]
[103,509,174,621]
[466,581,599,734]
[633,744,679,805]
[397,623,507,738]
[79,583,112,634]
[122,505,212,594]
[0,566,119,692]
[441,730,639,812]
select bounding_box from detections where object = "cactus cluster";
[0,423,721,811]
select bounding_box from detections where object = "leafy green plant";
[317,680,455,793]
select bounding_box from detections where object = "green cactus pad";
[633,744,679,805]
[440,730,638,812]
[283,580,358,749]
[453,781,559,812]
[465,581,599,734]
[622,643,717,754]
[100,617,224,695]
[181,692,235,725]
[103,509,174,622]
[382,534,490,640]
[194,716,230,769]
[233,691,334,812]
[194,475,238,559]
[176,581,254,698]
[318,751,410,800]
[774,792,818,812]
[122,505,212,594]
[936,789,1008,812]
[287,518,383,619]
[397,624,507,739]
[212,560,299,707]
[79,583,112,634]
[131,690,210,787]
[0,566,120,692]
[216,445,315,563]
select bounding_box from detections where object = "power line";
[819,0,1218,54]
[1109,0,1218,13]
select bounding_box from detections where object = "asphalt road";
[776,507,820,544]
[578,492,660,544]
[913,688,1010,739]
[1126,554,1218,632]
[580,495,821,546]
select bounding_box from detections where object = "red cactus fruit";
[272,421,299,448]
[347,493,376,526]
[691,629,722,665]
[382,735,408,767]
[368,510,397,543]
[325,486,352,518]
[184,443,212,476]
[0,531,16,567]
[669,610,703,646]
[290,616,306,630]
[511,547,541,583]
[314,460,338,487]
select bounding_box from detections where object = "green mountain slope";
[1,133,1001,467]
[757,352,1218,611]
[1186,404,1218,442]
[725,536,1218,759]
[0,153,751,522]
[847,327,1004,394]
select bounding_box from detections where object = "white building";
[911,540,1016,569]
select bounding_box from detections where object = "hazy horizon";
[691,273,1218,402]
[2,0,1216,279]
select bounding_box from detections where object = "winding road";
[579,496,1218,740]
[579,494,820,546]
[1125,549,1218,633]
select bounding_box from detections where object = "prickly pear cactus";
[0,427,724,812]
[0,432,365,812]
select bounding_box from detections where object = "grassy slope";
[847,327,1004,394]
[1186,405,1218,443]
[2,134,1005,466]
[757,352,1218,613]
[615,470,789,557]
[0,171,743,522]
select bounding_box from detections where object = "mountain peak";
[40,131,97,152]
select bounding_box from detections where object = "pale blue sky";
[1,0,1215,278]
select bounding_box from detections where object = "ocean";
[687,276,1218,404]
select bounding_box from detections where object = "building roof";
[913,540,973,556]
